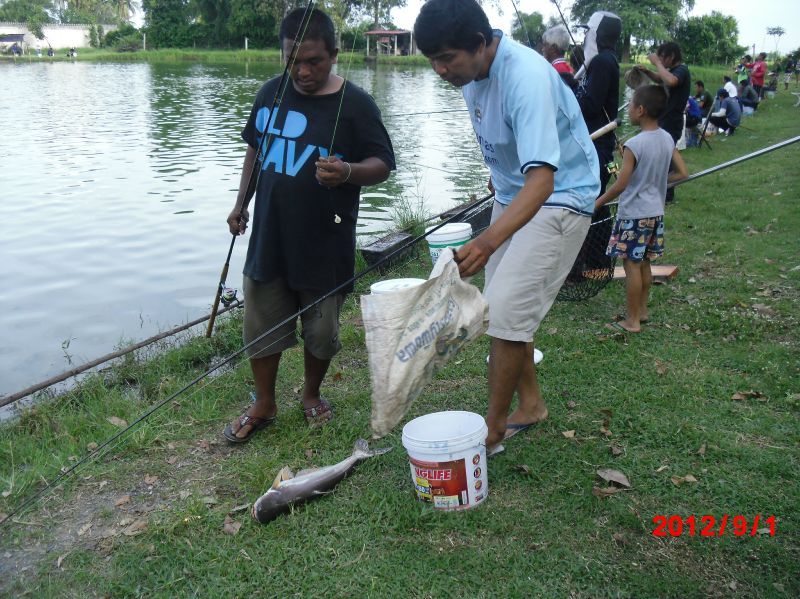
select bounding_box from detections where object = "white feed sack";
[361,249,489,437]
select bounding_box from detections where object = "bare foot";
[230,402,276,439]
[606,321,641,333]
[507,406,548,428]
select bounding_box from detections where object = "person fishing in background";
[569,10,621,280]
[634,42,690,204]
[413,0,600,453]
[541,25,577,90]
[223,7,395,443]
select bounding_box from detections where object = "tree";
[674,12,744,65]
[510,11,544,47]
[363,0,405,29]
[571,0,695,62]
[766,26,785,54]
[0,0,54,23]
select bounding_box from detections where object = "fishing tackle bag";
[361,249,489,437]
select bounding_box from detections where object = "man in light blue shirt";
[415,0,600,452]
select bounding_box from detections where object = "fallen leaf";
[56,554,67,569]
[86,442,98,451]
[758,528,772,536]
[118,517,134,526]
[179,490,192,500]
[239,549,253,561]
[332,371,343,382]
[684,474,698,483]
[688,277,697,283]
[223,515,242,536]
[166,455,179,465]
[729,582,737,591]
[513,464,532,475]
[201,496,218,505]
[656,465,669,473]
[655,359,668,375]
[98,480,109,489]
[566,400,576,410]
[547,327,558,335]
[122,519,148,536]
[229,503,250,514]
[697,443,706,456]
[115,495,131,507]
[731,390,766,401]
[671,476,685,486]
[599,427,613,437]
[562,430,576,439]
[167,442,177,451]
[107,416,127,428]
[197,440,211,451]
[292,384,302,394]
[609,443,623,457]
[596,468,631,488]
[78,522,92,536]
[592,486,621,498]
[1,490,10,498]
[305,449,314,459]
[772,191,781,196]
[143,474,158,485]
[68,455,78,462]
[0,513,7,523]
[612,532,625,544]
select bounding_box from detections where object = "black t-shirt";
[659,63,691,141]
[576,50,620,154]
[241,78,395,293]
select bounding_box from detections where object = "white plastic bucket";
[425,222,472,265]
[401,410,488,510]
[370,278,426,295]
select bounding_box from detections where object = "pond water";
[0,60,489,399]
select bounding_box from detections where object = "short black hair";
[632,85,668,119]
[695,80,705,88]
[280,7,336,55]
[719,89,730,98]
[657,41,682,64]
[414,0,493,56]
[723,75,731,82]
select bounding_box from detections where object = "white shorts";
[484,204,590,341]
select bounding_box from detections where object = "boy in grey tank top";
[595,85,688,332]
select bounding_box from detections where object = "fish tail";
[353,438,392,458]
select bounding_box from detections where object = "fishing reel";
[220,285,238,307]
[606,160,620,177]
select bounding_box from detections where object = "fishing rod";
[0,191,496,528]
[509,0,535,48]
[205,0,316,338]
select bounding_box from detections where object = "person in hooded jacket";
[568,11,621,279]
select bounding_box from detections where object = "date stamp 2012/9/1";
[652,514,776,537]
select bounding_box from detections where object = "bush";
[105,23,138,48]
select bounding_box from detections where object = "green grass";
[1,90,799,597]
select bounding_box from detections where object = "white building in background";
[0,22,118,52]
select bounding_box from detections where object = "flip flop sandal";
[223,412,276,444]
[504,422,536,440]
[615,313,648,323]
[487,443,505,457]
[605,321,639,334]
[303,398,333,429]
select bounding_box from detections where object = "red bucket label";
[409,456,475,508]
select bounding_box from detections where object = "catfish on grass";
[252,439,391,523]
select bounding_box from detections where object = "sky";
[391,0,799,55]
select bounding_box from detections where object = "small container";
[425,222,472,265]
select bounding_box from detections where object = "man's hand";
[315,156,351,187]
[647,53,662,67]
[453,235,495,278]
[227,207,249,235]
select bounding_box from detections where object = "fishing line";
[509,0,535,48]
[384,108,468,118]
[1,191,496,527]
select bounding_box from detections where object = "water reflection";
[0,60,488,397]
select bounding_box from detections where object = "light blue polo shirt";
[462,32,600,214]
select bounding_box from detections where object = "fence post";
[245,36,248,51]
[143,32,146,51]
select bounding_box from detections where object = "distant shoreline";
[0,48,432,65]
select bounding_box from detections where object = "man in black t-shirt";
[223,8,395,444]
[635,41,689,203]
